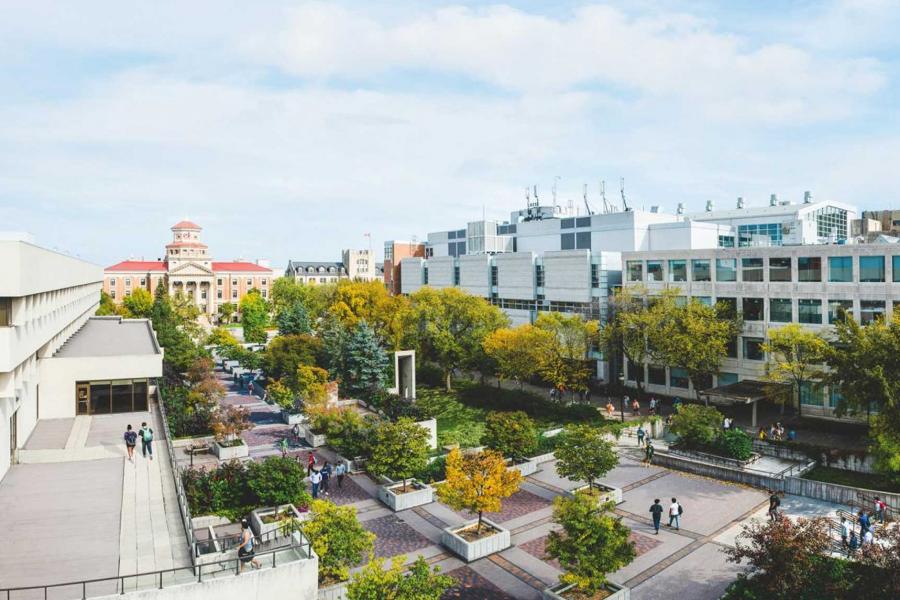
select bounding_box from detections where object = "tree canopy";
[436,448,522,533]
[533,312,598,395]
[366,418,430,491]
[239,288,269,343]
[482,324,553,385]
[762,324,829,416]
[554,424,618,491]
[122,287,154,318]
[347,555,453,600]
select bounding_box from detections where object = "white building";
[342,248,378,281]
[0,234,162,481]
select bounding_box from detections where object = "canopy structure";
[699,379,789,427]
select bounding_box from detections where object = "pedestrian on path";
[279,437,289,458]
[320,462,331,495]
[649,499,663,534]
[307,452,316,476]
[858,510,871,537]
[841,517,851,555]
[310,469,322,499]
[862,527,874,547]
[606,401,615,417]
[848,530,859,554]
[767,491,781,521]
[632,397,640,416]
[123,424,137,462]
[644,441,654,466]
[874,496,886,523]
[335,462,346,489]
[672,397,682,412]
[637,425,645,446]
[139,422,153,460]
[238,519,261,572]
[668,498,682,530]
[649,397,658,415]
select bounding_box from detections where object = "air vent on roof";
[803,190,813,204]
[737,197,744,209]
[705,200,714,212]
[770,194,778,207]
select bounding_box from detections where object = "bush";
[162,385,213,437]
[301,500,375,584]
[718,428,754,461]
[414,456,447,483]
[366,418,430,489]
[483,411,538,462]
[316,410,379,458]
[535,432,563,455]
[669,404,723,447]
[247,456,311,508]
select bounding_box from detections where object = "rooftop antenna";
[620,177,630,211]
[552,176,561,207]
[583,184,594,216]
[533,184,539,204]
[599,180,611,214]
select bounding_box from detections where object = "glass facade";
[80,379,149,415]
[829,256,853,282]
[770,298,792,322]
[648,365,666,385]
[718,372,738,387]
[743,337,765,361]
[798,299,822,324]
[718,235,735,248]
[769,257,792,282]
[695,296,712,306]
[894,256,900,283]
[626,261,642,282]
[800,381,824,406]
[742,258,763,281]
[860,300,885,324]
[692,259,711,281]
[716,259,737,282]
[668,260,687,282]
[813,206,848,241]
[742,297,764,321]
[859,256,885,282]
[647,261,664,282]
[828,300,853,324]
[798,257,822,282]
[669,367,689,388]
[738,223,782,246]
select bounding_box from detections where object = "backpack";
[143,428,153,442]
[678,504,684,516]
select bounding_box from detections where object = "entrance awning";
[699,380,784,405]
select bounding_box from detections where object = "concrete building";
[1,234,162,481]
[342,248,377,281]
[285,261,348,285]
[384,240,426,295]
[104,221,273,319]
[622,242,900,420]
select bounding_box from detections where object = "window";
[0,298,10,326]
[648,365,666,386]
[798,299,822,324]
[261,290,267,298]
[217,278,223,286]
[716,259,736,282]
[725,335,738,358]
[668,260,687,282]
[231,290,237,299]
[828,299,853,324]
[738,223,782,246]
[140,278,146,286]
[536,265,545,287]
[768,257,791,282]
[829,257,853,282]
[561,233,575,250]
[743,297,764,321]
[800,382,824,406]
[217,290,222,299]
[860,256,885,282]
[798,257,822,282]
[454,266,461,286]
[718,372,738,386]
[261,279,267,286]
[669,367,689,388]
[647,261,663,282]
[232,279,238,286]
[125,278,131,287]
[691,259,711,282]
[716,297,737,318]
[860,300,885,324]
[893,256,900,282]
[200,290,207,300]
[741,258,763,281]
[561,218,575,229]
[109,277,117,286]
[743,338,765,361]
[246,278,252,285]
[626,261,643,282]
[576,216,591,228]
[576,231,591,250]
[490,266,498,286]
[718,235,735,248]
[830,387,844,410]
[110,290,116,299]
[591,264,600,288]
[625,361,643,383]
[769,298,792,322]
[695,296,712,306]
[423,267,429,285]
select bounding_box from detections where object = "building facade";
[384,240,426,295]
[104,221,273,319]
[284,249,378,285]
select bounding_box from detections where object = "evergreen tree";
[96,291,120,316]
[276,300,312,335]
[150,286,199,375]
[343,321,388,401]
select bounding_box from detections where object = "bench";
[184,443,211,456]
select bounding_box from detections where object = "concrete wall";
[458,254,491,297]
[427,257,454,289]
[543,250,591,302]
[495,252,536,300]
[399,258,424,294]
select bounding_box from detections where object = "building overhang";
[699,379,788,405]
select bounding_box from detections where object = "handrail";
[194,518,304,556]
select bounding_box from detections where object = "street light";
[618,371,625,422]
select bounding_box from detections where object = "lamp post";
[618,371,625,422]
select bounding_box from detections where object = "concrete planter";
[377,480,434,511]
[212,439,249,460]
[303,426,327,448]
[336,454,367,474]
[282,410,306,426]
[669,446,760,469]
[531,452,556,464]
[566,483,623,506]
[416,418,438,450]
[544,582,629,600]
[317,581,349,600]
[441,518,510,562]
[250,504,307,539]
[507,457,539,477]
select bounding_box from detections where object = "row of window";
[108,277,268,287]
[684,295,887,325]
[422,263,603,290]
[627,255,900,284]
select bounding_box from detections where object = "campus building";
[283,249,378,285]
[0,233,162,481]
[104,221,273,319]
[384,240,426,295]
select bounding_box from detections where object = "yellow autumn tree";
[483,324,554,387]
[436,448,522,533]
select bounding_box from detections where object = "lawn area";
[802,465,900,493]
[415,380,613,448]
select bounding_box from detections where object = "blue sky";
[3,1,900,268]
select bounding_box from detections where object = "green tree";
[290,364,330,408]
[218,302,236,324]
[534,312,599,398]
[343,321,389,401]
[122,287,154,318]
[328,279,410,350]
[247,455,311,507]
[482,411,538,463]
[482,324,552,386]
[277,301,312,335]
[601,286,656,398]
[149,286,201,375]
[668,404,722,447]
[367,417,430,491]
[96,290,121,316]
[545,493,636,595]
[170,291,202,339]
[554,424,618,491]
[263,334,322,380]
[347,555,453,600]
[206,325,239,349]
[267,379,296,412]
[239,288,269,343]
[300,499,375,584]
[762,324,829,417]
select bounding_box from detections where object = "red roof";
[171,220,202,230]
[106,260,167,272]
[212,261,272,273]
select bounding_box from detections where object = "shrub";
[718,428,754,461]
[414,456,447,484]
[316,409,379,458]
[669,404,723,447]
[301,500,375,584]
[247,456,311,508]
[483,411,538,462]
[347,555,453,600]
[182,460,253,521]
[267,379,296,412]
[162,384,213,437]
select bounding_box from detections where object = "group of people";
[305,452,347,498]
[605,395,665,418]
[841,498,889,555]
[757,422,796,442]
[649,498,684,533]
[122,422,154,462]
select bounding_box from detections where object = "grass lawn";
[802,465,900,493]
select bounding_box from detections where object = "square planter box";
[336,454,366,474]
[565,483,623,506]
[507,458,539,477]
[544,582,629,600]
[212,440,249,460]
[441,518,510,562]
[250,504,308,540]
[281,410,306,426]
[377,480,434,511]
[303,426,327,448]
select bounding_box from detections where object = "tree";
[668,404,722,447]
[122,288,154,318]
[762,324,829,417]
[347,555,453,600]
[247,455,311,508]
[211,405,253,445]
[290,365,330,408]
[343,321,389,401]
[405,287,509,390]
[277,301,312,336]
[96,291,122,316]
[482,411,538,463]
[205,326,239,349]
[170,291,202,339]
[482,325,552,386]
[601,286,656,398]
[300,499,375,584]
[554,424,618,491]
[239,289,269,343]
[534,312,598,397]
[857,526,900,596]
[436,448,522,533]
[263,334,322,380]
[149,286,201,375]
[185,356,225,406]
[328,280,410,350]
[546,493,636,595]
[367,417,430,491]
[267,379,296,412]
[218,302,236,324]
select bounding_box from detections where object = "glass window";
[860,300,885,324]
[738,223,783,246]
[0,298,10,326]
[626,361,644,383]
[647,261,664,282]
[626,261,643,282]
[798,257,822,282]
[798,299,822,324]
[561,233,575,250]
[718,372,738,387]
[695,296,712,306]
[691,259,711,281]
[716,259,736,282]
[829,257,853,283]
[648,365,666,386]
[800,382,824,406]
[829,387,843,411]
[741,258,763,281]
[742,297,764,321]
[725,335,738,359]
[828,300,853,324]
[860,256,885,282]
[716,297,737,319]
[894,256,900,283]
[743,337,765,361]
[668,260,687,282]
[769,298,792,322]
[669,367,689,389]
[769,257,792,282]
[718,235,735,248]
[576,231,591,250]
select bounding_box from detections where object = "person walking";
[320,462,331,495]
[334,462,347,489]
[644,440,655,466]
[840,516,851,555]
[672,397,682,412]
[862,527,874,547]
[649,397,658,415]
[123,424,137,462]
[605,401,615,417]
[848,530,859,554]
[767,491,781,521]
[139,422,153,460]
[310,469,322,499]
[632,397,641,416]
[649,499,663,534]
[858,510,871,537]
[307,452,316,476]
[238,519,261,572]
[668,497,682,530]
[637,425,645,447]
[874,496,886,524]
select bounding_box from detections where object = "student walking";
[605,401,615,417]
[139,422,153,460]
[123,424,137,462]
[874,496,886,523]
[858,510,871,537]
[841,517,851,555]
[334,462,347,489]
[668,498,682,530]
[307,452,316,476]
[649,397,658,415]
[320,462,331,495]
[644,441,655,466]
[637,426,645,446]
[631,398,641,416]
[767,491,781,521]
[238,519,261,572]
[310,469,322,499]
[649,499,663,534]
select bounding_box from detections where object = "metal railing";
[194,518,304,557]
[1,537,311,600]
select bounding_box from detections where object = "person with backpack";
[123,424,138,462]
[767,491,781,521]
[307,452,316,476]
[139,422,153,460]
[334,462,347,489]
[637,425,645,447]
[649,499,664,534]
[668,497,682,530]
[644,440,655,466]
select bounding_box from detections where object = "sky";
[3,0,900,268]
